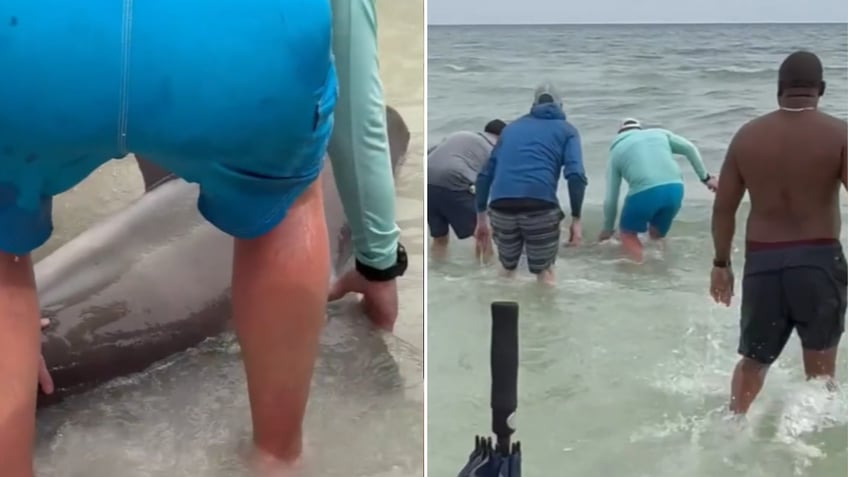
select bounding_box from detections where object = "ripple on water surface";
[35,303,423,477]
[428,206,848,477]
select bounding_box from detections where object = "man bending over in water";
[710,50,847,416]
[0,1,406,476]
[474,84,586,284]
[427,119,506,260]
[599,119,718,262]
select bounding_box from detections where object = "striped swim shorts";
[488,207,564,274]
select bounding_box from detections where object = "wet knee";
[738,357,769,376]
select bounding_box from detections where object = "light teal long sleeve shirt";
[328,0,400,270]
[602,128,709,232]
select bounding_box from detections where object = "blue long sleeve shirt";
[475,103,587,217]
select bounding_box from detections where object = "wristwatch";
[356,243,408,282]
[701,174,713,184]
[713,258,731,268]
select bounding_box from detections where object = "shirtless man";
[710,50,848,415]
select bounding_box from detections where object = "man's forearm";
[711,211,735,262]
[327,0,399,270]
[566,175,585,219]
[475,173,493,213]
[601,201,617,232]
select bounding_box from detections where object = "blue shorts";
[619,182,684,237]
[0,0,337,255]
[427,184,476,239]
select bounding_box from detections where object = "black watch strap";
[701,174,712,184]
[713,258,731,268]
[356,243,408,282]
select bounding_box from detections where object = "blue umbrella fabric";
[457,437,521,477]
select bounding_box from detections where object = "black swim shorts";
[739,241,847,365]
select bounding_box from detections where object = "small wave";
[776,379,848,441]
[443,63,467,72]
[624,85,667,95]
[431,58,494,74]
[705,66,774,75]
[689,106,759,122]
[674,47,726,56]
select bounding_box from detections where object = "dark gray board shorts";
[488,207,564,274]
[739,240,847,365]
[427,184,477,239]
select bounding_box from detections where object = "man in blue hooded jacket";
[473,83,587,284]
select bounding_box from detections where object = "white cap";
[619,118,642,131]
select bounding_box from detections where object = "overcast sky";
[428,0,848,25]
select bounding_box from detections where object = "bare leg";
[802,347,838,391]
[499,267,516,278]
[647,226,667,250]
[729,357,769,415]
[536,268,555,286]
[430,236,449,259]
[0,254,40,477]
[620,232,644,263]
[232,178,329,467]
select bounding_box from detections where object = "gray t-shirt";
[427,131,497,192]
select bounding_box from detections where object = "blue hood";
[529,103,565,120]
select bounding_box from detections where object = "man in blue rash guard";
[473,83,587,285]
[598,118,718,262]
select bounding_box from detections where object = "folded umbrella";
[458,301,521,477]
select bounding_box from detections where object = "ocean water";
[31,2,425,476]
[427,23,848,477]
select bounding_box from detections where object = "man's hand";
[704,175,719,192]
[565,219,582,247]
[597,229,614,243]
[474,212,494,262]
[329,271,398,332]
[709,266,734,306]
[39,318,54,394]
[475,237,494,264]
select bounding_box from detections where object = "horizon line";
[428,20,848,27]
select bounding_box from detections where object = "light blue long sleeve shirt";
[327,0,400,270]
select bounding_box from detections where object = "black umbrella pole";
[490,301,519,455]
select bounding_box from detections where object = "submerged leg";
[729,357,769,414]
[0,253,40,477]
[802,347,839,391]
[620,232,644,263]
[536,268,555,286]
[231,178,329,467]
[647,225,667,251]
[430,235,449,259]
